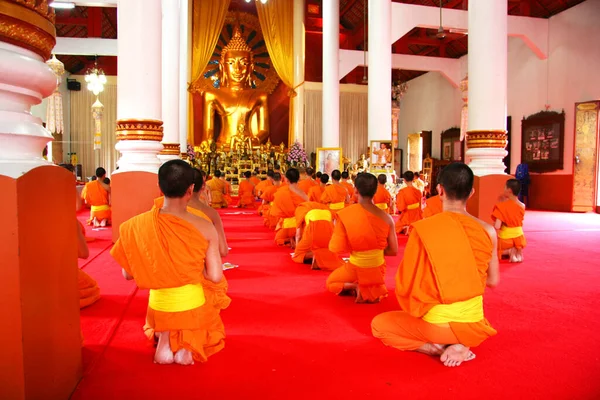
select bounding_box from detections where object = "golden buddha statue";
[203,27,270,145]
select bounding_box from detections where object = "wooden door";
[421,131,432,160]
[572,101,600,212]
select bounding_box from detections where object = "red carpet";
[71,209,600,400]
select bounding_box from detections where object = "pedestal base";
[466,147,508,176]
[0,166,82,399]
[111,171,161,243]
[467,174,512,225]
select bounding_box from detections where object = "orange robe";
[270,186,305,246]
[250,176,260,187]
[82,180,111,225]
[222,179,233,206]
[371,212,497,350]
[492,200,527,256]
[238,180,257,209]
[395,186,423,232]
[298,178,316,195]
[260,184,281,230]
[373,184,392,213]
[207,178,227,208]
[340,181,355,204]
[255,179,273,215]
[78,221,100,309]
[308,185,325,202]
[423,195,443,218]
[326,205,389,302]
[111,207,227,363]
[292,202,344,271]
[320,184,348,211]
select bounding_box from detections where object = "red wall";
[528,174,574,212]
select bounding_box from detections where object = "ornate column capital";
[466,129,508,149]
[116,119,164,142]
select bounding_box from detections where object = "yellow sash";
[407,203,420,210]
[282,217,297,229]
[91,204,110,212]
[305,209,332,225]
[148,283,205,312]
[349,249,385,268]
[498,226,524,239]
[376,203,388,210]
[329,202,345,210]
[422,295,484,324]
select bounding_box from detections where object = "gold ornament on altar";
[190,12,279,146]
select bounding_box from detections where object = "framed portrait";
[521,111,565,172]
[369,140,394,172]
[315,147,343,175]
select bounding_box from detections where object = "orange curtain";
[256,1,295,145]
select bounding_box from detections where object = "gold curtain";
[189,0,231,145]
[256,1,295,145]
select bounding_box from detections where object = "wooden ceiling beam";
[87,7,103,37]
[340,0,360,18]
[55,16,87,25]
[103,8,117,35]
[444,0,465,8]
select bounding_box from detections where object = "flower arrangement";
[187,144,196,164]
[286,141,309,167]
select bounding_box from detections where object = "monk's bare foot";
[516,249,524,263]
[93,218,100,227]
[440,344,473,367]
[100,219,107,227]
[311,258,321,270]
[154,331,174,364]
[416,343,445,356]
[174,348,194,366]
[355,289,380,304]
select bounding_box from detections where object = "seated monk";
[413,171,426,194]
[206,170,227,209]
[261,172,283,230]
[326,173,398,303]
[77,218,101,309]
[298,167,316,195]
[340,171,355,204]
[492,178,526,263]
[111,160,224,365]
[221,174,233,207]
[198,170,212,206]
[320,170,349,212]
[371,162,499,367]
[270,168,309,247]
[423,194,443,218]
[292,201,344,271]
[250,170,261,187]
[238,171,257,209]
[82,167,111,227]
[309,173,327,202]
[395,171,423,235]
[373,174,392,213]
[255,170,274,215]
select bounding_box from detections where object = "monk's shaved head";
[244,171,251,178]
[316,171,322,179]
[267,170,274,178]
[192,168,204,193]
[506,178,521,196]
[320,174,329,184]
[403,171,414,182]
[286,168,300,183]
[306,167,314,176]
[273,172,282,182]
[214,170,222,178]
[438,162,474,201]
[377,174,387,185]
[355,173,377,198]
[331,170,341,181]
[96,167,106,178]
[159,160,194,198]
[341,171,349,179]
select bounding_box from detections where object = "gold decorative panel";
[407,133,422,172]
[572,101,599,212]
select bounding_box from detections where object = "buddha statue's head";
[220,27,254,89]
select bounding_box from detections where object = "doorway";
[572,101,600,212]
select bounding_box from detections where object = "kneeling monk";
[326,173,398,303]
[492,178,526,263]
[82,167,111,227]
[292,202,344,271]
[111,160,224,365]
[271,168,308,247]
[238,171,257,209]
[395,171,423,234]
[371,162,499,367]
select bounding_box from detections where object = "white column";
[322,0,339,148]
[368,0,392,142]
[0,42,56,178]
[158,0,181,163]
[179,0,191,158]
[466,0,508,176]
[293,0,305,145]
[115,0,163,173]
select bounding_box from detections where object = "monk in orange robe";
[77,220,101,309]
[206,170,228,208]
[371,162,499,367]
[326,173,398,303]
[255,171,274,215]
[340,171,355,204]
[298,167,317,195]
[198,170,212,206]
[492,178,526,263]
[320,170,349,212]
[111,160,224,365]
[82,167,111,227]
[261,172,283,230]
[221,174,233,206]
[270,168,309,247]
[250,170,261,187]
[308,173,327,202]
[423,195,443,218]
[292,202,344,271]
[373,174,392,213]
[238,171,257,209]
[395,171,423,235]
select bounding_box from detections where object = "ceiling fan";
[429,0,468,40]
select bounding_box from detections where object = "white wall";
[399,0,600,175]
